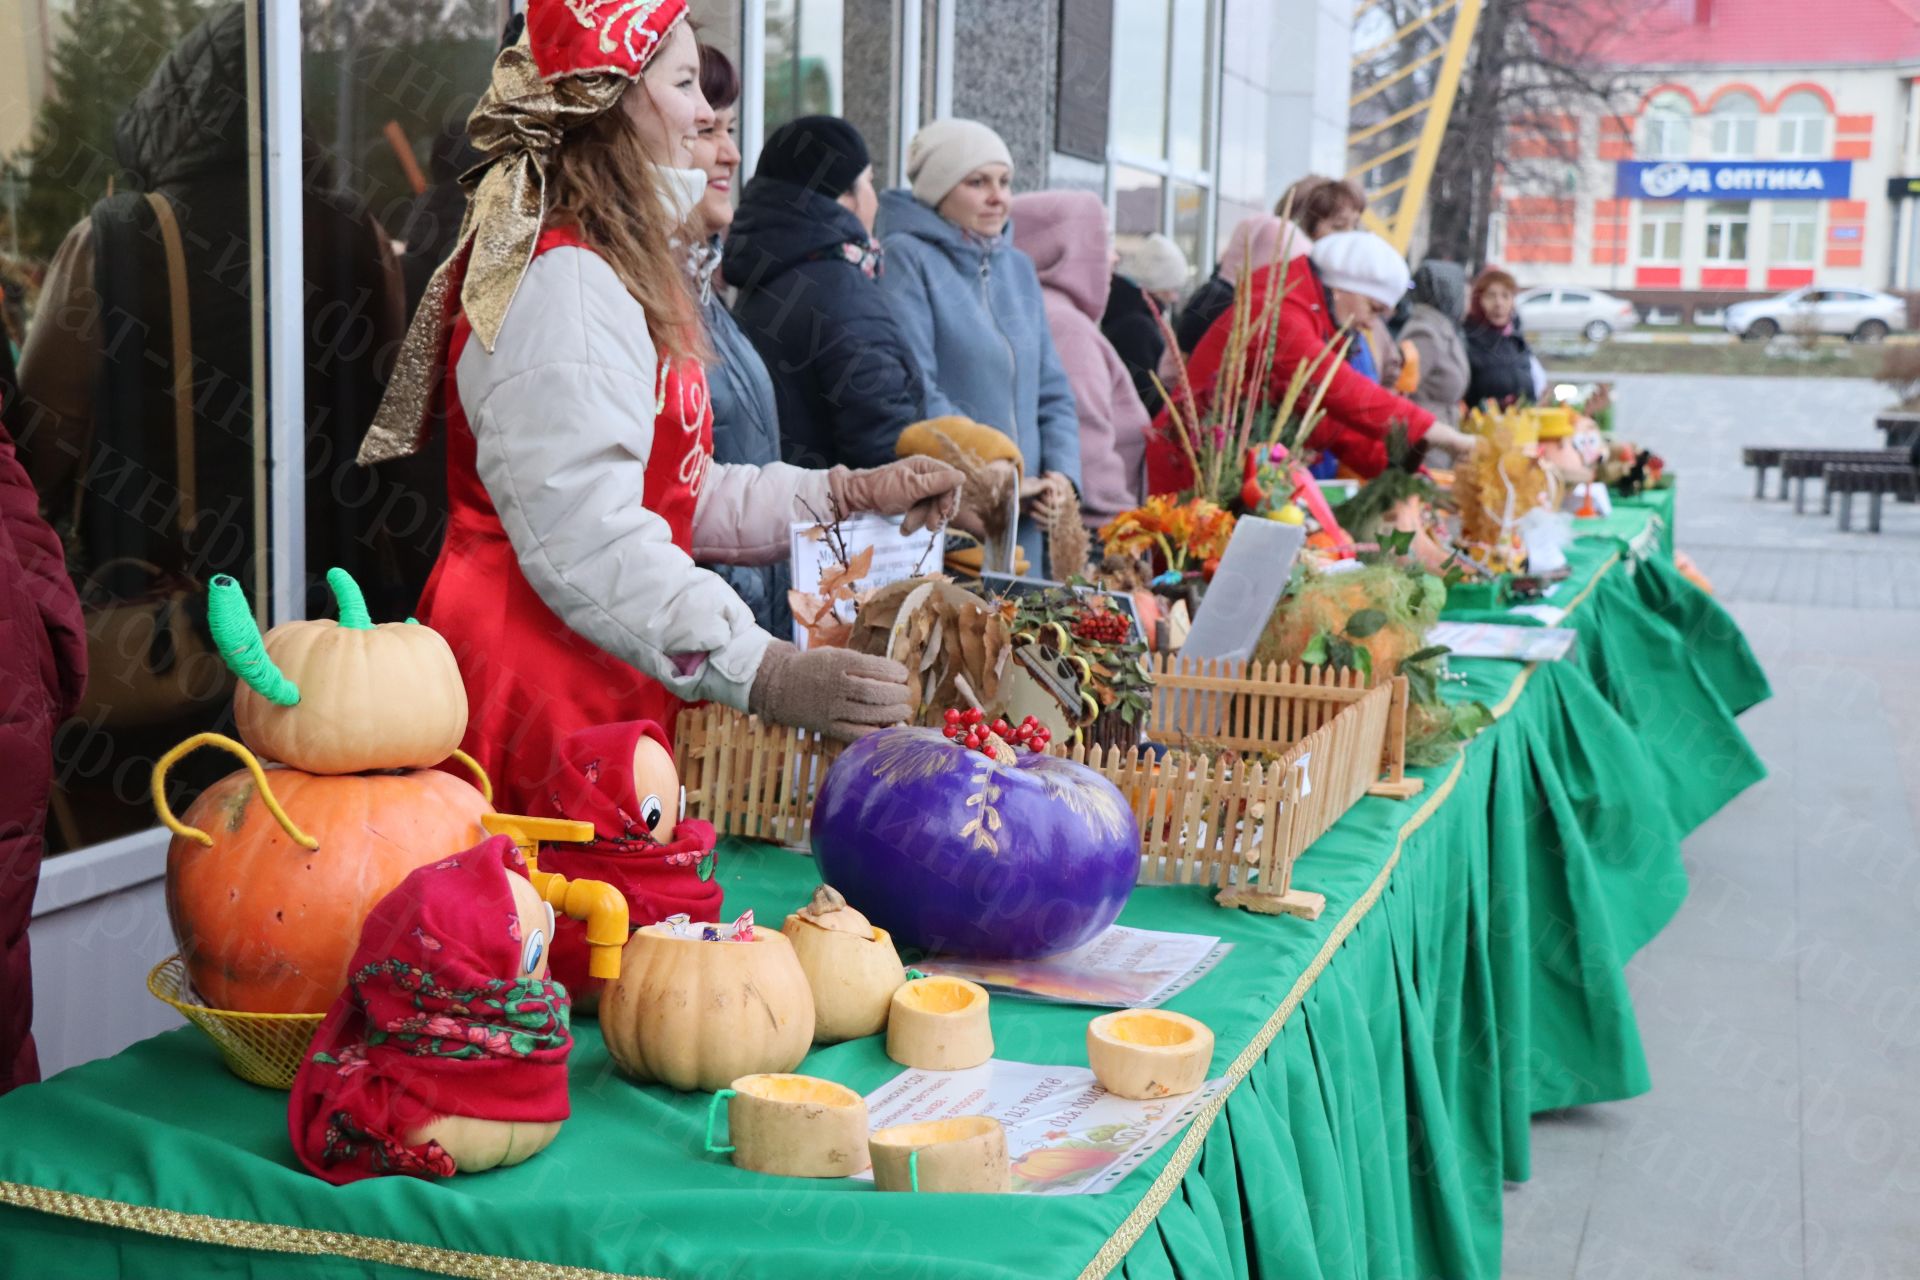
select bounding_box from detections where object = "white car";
[1515,287,1640,342]
[1724,286,1906,342]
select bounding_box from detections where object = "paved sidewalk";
[1502,375,1920,1279]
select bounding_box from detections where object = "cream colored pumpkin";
[723,1074,870,1178]
[781,885,906,1045]
[885,977,993,1071]
[600,924,816,1092]
[869,1115,1010,1193]
[1086,1009,1213,1100]
[404,872,563,1172]
[212,569,468,775]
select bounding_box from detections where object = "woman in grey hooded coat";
[1398,260,1471,428]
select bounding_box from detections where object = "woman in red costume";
[358,1,959,832]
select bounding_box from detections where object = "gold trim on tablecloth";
[0,550,1632,1280]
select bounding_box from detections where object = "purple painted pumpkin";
[811,728,1140,959]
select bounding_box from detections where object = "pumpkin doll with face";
[288,835,573,1183]
[529,721,721,1007]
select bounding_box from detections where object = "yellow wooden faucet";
[483,813,630,980]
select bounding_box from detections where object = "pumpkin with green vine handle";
[209,568,469,775]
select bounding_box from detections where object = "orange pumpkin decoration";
[209,568,468,776]
[158,735,493,1014]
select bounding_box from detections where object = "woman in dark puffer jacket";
[722,116,927,470]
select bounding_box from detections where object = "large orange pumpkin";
[163,754,493,1014]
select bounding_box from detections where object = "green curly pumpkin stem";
[326,567,374,630]
[207,575,300,706]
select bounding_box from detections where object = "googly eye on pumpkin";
[522,903,554,978]
[640,794,664,832]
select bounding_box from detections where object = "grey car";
[1723,286,1906,342]
[1516,287,1641,343]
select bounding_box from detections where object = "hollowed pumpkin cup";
[869,1115,1010,1194]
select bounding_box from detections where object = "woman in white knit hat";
[1146,228,1476,491]
[1104,232,1190,415]
[876,119,1081,574]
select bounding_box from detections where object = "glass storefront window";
[1113,165,1165,262]
[1642,92,1692,159]
[1166,0,1208,173]
[1710,93,1760,159]
[1171,181,1206,279]
[1112,0,1169,159]
[1769,202,1818,264]
[4,1,266,854]
[1637,206,1683,262]
[764,0,843,135]
[1704,200,1749,263]
[1777,93,1828,158]
[299,0,503,624]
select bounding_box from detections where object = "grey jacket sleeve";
[1033,309,1083,488]
[458,246,772,710]
[877,244,961,420]
[694,459,832,566]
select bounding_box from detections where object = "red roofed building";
[1493,0,1920,323]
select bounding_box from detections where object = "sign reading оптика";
[1615,160,1854,201]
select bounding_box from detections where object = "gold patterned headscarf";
[357,23,662,465]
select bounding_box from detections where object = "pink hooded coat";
[1011,191,1150,526]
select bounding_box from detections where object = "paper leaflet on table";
[789,514,945,650]
[917,926,1232,1008]
[1428,621,1577,662]
[855,1059,1227,1195]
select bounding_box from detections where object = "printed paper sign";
[1429,621,1577,662]
[788,514,943,649]
[856,1059,1226,1195]
[920,926,1231,1008]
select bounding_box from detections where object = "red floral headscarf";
[531,721,722,997]
[288,836,572,1184]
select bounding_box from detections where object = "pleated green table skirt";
[0,507,1768,1280]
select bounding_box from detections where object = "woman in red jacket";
[1148,230,1475,493]
[0,377,87,1095]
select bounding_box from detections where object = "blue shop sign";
[1615,160,1853,200]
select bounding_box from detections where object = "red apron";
[422,227,715,825]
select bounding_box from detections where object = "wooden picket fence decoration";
[1144,656,1423,801]
[675,706,1319,917]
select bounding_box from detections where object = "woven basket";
[147,954,323,1089]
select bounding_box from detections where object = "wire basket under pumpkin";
[147,953,323,1089]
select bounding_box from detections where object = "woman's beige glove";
[748,640,913,741]
[828,457,963,534]
[1422,423,1478,457]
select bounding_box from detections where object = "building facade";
[0,0,1349,1075]
[1493,0,1920,315]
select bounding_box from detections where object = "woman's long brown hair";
[545,75,702,363]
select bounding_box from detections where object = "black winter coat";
[1174,272,1235,357]
[722,179,927,469]
[1463,319,1537,409]
[1101,273,1166,416]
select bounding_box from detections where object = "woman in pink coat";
[1011,190,1151,530]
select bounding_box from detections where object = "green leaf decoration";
[1403,645,1453,666]
[1351,646,1373,680]
[1345,608,1388,639]
[1300,630,1330,666]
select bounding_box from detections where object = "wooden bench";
[1874,413,1920,450]
[1829,462,1920,532]
[1777,448,1910,512]
[1742,447,1785,498]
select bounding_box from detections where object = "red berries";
[940,708,1051,757]
[1072,609,1130,645]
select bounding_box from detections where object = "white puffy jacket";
[457,243,828,710]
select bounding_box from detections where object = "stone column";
[950,0,1059,191]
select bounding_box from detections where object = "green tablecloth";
[0,507,1768,1280]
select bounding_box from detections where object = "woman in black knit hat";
[722,116,929,468]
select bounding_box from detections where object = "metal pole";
[897,0,923,183]
[259,0,307,624]
[741,0,768,177]
[933,0,955,119]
